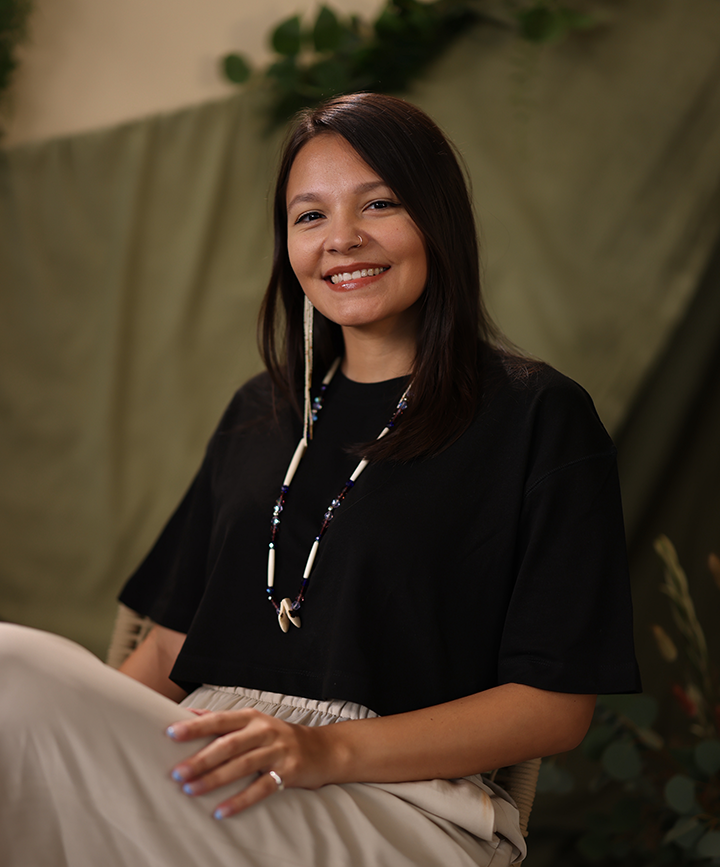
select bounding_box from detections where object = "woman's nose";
[325,220,365,254]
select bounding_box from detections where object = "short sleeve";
[119,451,213,634]
[497,378,642,694]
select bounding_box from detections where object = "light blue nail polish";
[214,808,226,820]
[166,726,177,739]
[172,769,185,782]
[182,783,195,796]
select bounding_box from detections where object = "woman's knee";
[0,623,98,713]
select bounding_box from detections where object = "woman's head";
[260,92,499,459]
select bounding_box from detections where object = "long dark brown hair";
[260,92,504,461]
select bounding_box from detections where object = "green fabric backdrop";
[1,0,719,673]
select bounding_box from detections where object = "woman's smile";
[286,133,427,337]
[324,264,390,290]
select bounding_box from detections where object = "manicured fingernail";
[182,783,196,796]
[172,768,187,782]
[214,806,230,820]
[166,723,188,739]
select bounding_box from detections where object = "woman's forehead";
[286,134,389,205]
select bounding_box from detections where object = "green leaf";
[374,6,404,39]
[222,53,251,84]
[608,797,641,834]
[306,57,351,95]
[671,745,699,774]
[599,694,659,729]
[601,741,642,780]
[536,760,574,794]
[674,821,705,851]
[664,816,700,845]
[576,830,612,862]
[695,739,720,776]
[518,5,568,43]
[558,9,597,32]
[313,6,341,52]
[266,56,299,89]
[271,15,302,56]
[697,831,720,858]
[582,724,616,761]
[664,774,698,814]
[637,727,664,750]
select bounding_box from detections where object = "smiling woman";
[0,93,640,867]
[286,133,427,381]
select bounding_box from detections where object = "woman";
[0,93,640,866]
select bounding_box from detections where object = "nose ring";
[355,234,363,247]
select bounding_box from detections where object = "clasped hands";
[166,708,336,820]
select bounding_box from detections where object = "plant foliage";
[222,0,605,125]
[0,0,32,107]
[539,536,720,865]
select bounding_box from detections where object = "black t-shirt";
[120,350,641,716]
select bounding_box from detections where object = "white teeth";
[330,267,387,284]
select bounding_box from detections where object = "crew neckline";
[330,369,410,406]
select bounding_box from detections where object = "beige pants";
[0,624,525,866]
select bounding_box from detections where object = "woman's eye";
[367,200,399,211]
[294,211,323,224]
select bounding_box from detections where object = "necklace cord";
[266,360,410,631]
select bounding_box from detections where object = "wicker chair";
[107,602,540,862]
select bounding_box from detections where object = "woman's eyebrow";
[287,181,390,213]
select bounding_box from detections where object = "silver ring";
[268,770,285,792]
[356,234,363,246]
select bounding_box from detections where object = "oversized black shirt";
[120,351,641,716]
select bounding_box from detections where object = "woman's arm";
[119,624,188,702]
[166,683,595,817]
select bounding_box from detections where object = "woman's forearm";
[164,682,596,817]
[314,683,596,784]
[118,624,188,702]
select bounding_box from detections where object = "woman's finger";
[166,708,259,741]
[212,769,287,820]
[177,743,278,795]
[171,723,272,783]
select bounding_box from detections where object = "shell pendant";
[278,597,302,632]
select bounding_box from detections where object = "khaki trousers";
[0,624,525,866]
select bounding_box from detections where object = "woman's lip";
[322,264,390,280]
[325,268,389,291]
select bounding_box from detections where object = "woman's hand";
[166,709,339,819]
[166,683,595,819]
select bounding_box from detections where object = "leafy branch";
[222,0,604,126]
[538,536,720,865]
[0,0,32,109]
[655,534,718,739]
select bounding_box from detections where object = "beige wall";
[3,0,384,147]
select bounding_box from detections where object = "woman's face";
[286,134,427,340]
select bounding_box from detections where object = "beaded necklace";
[266,359,411,632]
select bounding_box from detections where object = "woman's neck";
[339,319,418,383]
[340,336,416,383]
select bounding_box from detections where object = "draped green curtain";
[1,0,719,667]
[0,92,282,652]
